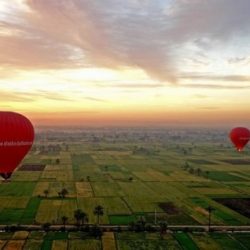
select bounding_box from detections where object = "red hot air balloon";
[0,112,34,180]
[229,127,250,152]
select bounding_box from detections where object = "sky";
[0,0,250,127]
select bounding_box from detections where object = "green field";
[0,128,249,249]
[0,231,244,250]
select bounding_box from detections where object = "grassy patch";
[117,232,181,250]
[52,240,68,250]
[0,208,24,224]
[41,239,53,250]
[0,182,36,196]
[44,232,68,240]
[23,239,43,250]
[68,239,101,250]
[205,171,245,182]
[71,154,95,165]
[100,164,121,172]
[210,233,246,250]
[109,215,137,225]
[19,164,46,171]
[188,159,216,164]
[146,212,198,225]
[220,159,250,165]
[233,233,250,249]
[102,232,116,250]
[174,232,199,250]
[21,197,41,224]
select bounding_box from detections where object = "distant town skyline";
[1,0,250,127]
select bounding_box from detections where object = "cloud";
[0,0,250,83]
[0,90,107,103]
[193,94,209,99]
[170,0,250,42]
[0,91,35,102]
[34,91,72,102]
[228,57,250,65]
[0,67,20,78]
[0,30,78,69]
[22,0,177,82]
[182,83,250,90]
[181,74,250,82]
[95,82,164,89]
[82,96,107,103]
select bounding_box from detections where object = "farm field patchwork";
[0,128,249,249]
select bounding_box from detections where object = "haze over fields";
[0,0,250,127]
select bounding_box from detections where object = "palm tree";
[43,189,49,198]
[61,216,68,229]
[79,211,88,225]
[94,205,104,225]
[74,209,83,227]
[61,188,68,198]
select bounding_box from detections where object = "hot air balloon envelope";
[229,127,250,152]
[0,112,34,180]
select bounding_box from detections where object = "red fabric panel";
[0,112,34,173]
